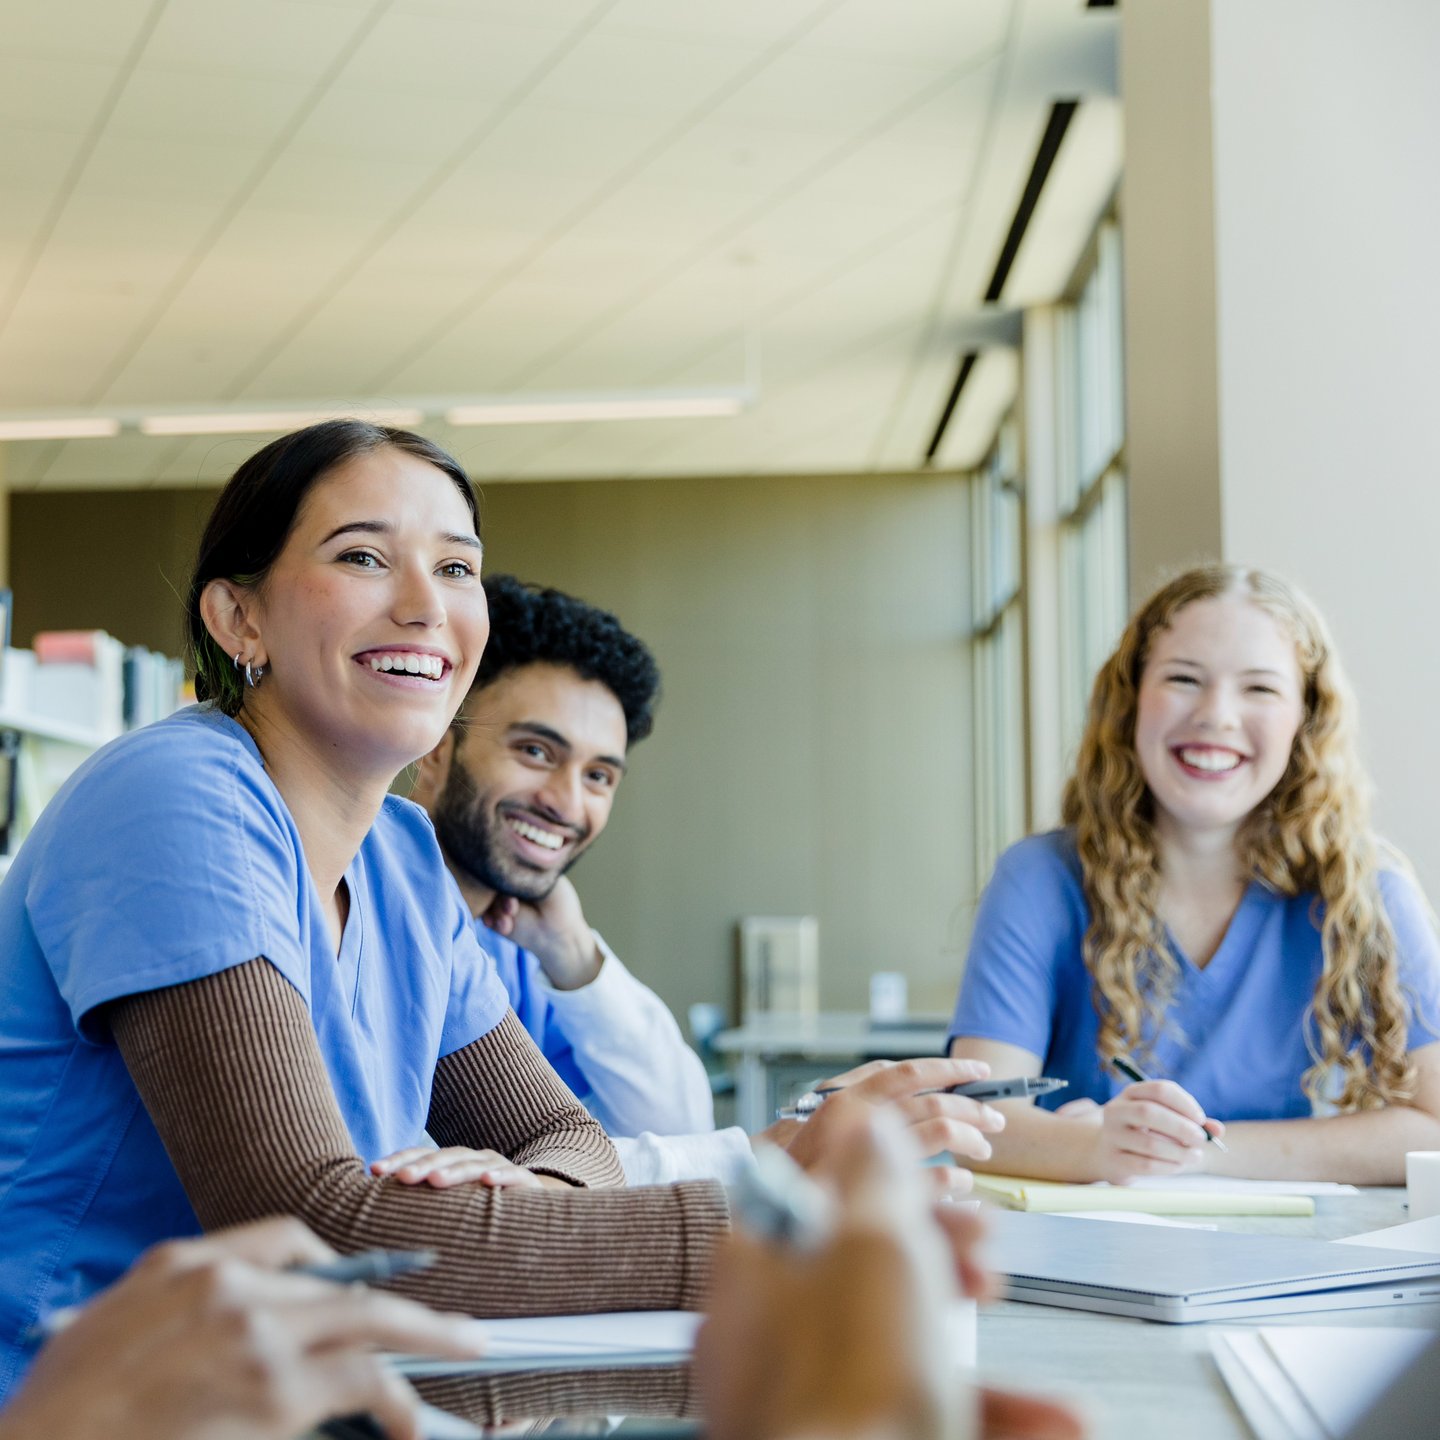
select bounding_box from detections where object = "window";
[969,418,1026,886]
[1055,222,1127,757]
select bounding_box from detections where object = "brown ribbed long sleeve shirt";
[109,958,729,1315]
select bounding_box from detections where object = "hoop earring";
[245,659,264,689]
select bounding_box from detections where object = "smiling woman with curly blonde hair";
[948,564,1440,1184]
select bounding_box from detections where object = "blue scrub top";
[478,923,591,1106]
[949,830,1440,1118]
[0,707,509,1397]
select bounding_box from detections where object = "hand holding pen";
[4,1218,482,1440]
[1061,1056,1228,1183]
[764,1056,1014,1185]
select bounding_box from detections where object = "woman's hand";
[371,1144,547,1190]
[696,1107,1083,1440]
[0,1216,485,1440]
[1064,1082,1225,1183]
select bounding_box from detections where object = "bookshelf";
[0,708,111,751]
[0,634,188,871]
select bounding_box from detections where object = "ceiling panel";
[103,69,319,145]
[0,0,159,64]
[139,0,376,81]
[0,0,1122,486]
[336,7,589,94]
[526,29,776,119]
[0,54,128,133]
[800,0,1011,68]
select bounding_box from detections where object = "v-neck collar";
[1165,880,1269,981]
[217,708,366,1005]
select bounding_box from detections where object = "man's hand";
[0,1217,486,1440]
[482,876,603,990]
[759,1057,1009,1195]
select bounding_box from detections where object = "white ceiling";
[0,0,1119,490]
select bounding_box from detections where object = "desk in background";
[712,1011,950,1133]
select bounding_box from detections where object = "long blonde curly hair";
[1060,564,1416,1110]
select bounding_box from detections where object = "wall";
[478,471,975,1022]
[10,488,217,655]
[9,469,975,1023]
[1208,0,1440,896]
[1122,0,1440,897]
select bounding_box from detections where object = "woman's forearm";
[1206,1108,1440,1185]
[428,1011,625,1188]
[970,1099,1440,1185]
[964,1103,1108,1182]
[110,960,729,1316]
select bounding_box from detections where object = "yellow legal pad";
[971,1174,1315,1217]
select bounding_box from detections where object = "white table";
[974,1188,1440,1438]
[712,1012,951,1133]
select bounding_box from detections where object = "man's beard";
[431,754,582,904]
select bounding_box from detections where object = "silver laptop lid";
[984,1211,1440,1308]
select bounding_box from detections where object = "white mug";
[1405,1151,1440,1219]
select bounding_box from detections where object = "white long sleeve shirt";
[477,923,755,1185]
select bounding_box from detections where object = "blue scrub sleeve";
[24,728,310,1040]
[438,878,512,1057]
[1380,868,1440,1049]
[949,841,1068,1060]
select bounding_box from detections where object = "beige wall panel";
[10,488,217,654]
[479,471,975,1022]
[1120,0,1224,602]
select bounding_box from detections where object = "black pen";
[775,1075,1068,1121]
[21,1247,437,1347]
[1110,1056,1230,1153]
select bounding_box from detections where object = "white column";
[1121,0,1440,893]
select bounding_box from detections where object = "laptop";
[984,1211,1440,1323]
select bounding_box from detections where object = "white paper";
[416,1401,485,1439]
[1210,1332,1325,1440]
[1338,1212,1440,1255]
[472,1310,703,1358]
[1055,1209,1218,1230]
[1126,1175,1358,1196]
[1262,1328,1431,1438]
[1210,1328,1432,1440]
[392,1310,702,1377]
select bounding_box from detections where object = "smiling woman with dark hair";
[0,420,728,1402]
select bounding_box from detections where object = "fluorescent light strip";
[0,417,121,440]
[0,394,748,443]
[445,395,744,426]
[140,407,425,437]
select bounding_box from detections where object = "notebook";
[973,1172,1315,1216]
[984,1211,1440,1323]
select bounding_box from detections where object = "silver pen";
[775,1074,1068,1121]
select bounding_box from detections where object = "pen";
[298,1249,438,1285]
[21,1248,438,1347]
[1110,1056,1230,1153]
[775,1075,1068,1121]
[730,1143,833,1251]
